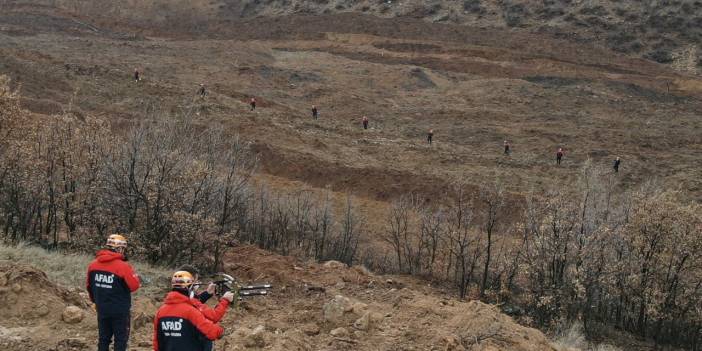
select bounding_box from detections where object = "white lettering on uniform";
[95,273,114,284]
[161,320,183,331]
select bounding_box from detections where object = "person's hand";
[207,283,216,295]
[222,291,235,302]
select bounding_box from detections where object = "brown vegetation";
[0,79,362,272]
[2,1,702,349]
[3,77,702,348]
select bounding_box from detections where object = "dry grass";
[0,243,171,295]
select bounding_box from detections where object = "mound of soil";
[207,246,557,350]
[0,261,95,350]
[0,261,87,319]
[0,248,559,351]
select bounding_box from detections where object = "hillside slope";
[1,4,702,203]
[4,0,702,68]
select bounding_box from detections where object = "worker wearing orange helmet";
[154,271,235,351]
[87,234,141,351]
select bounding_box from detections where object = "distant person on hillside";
[613,156,621,173]
[312,105,318,119]
[134,69,140,83]
[250,97,256,111]
[427,129,434,145]
[504,140,510,155]
[87,234,140,351]
[556,148,564,165]
[198,84,207,97]
[362,116,369,130]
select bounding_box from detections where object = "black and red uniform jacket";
[154,291,224,351]
[86,250,140,315]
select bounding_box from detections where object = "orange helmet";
[171,271,195,288]
[106,234,128,249]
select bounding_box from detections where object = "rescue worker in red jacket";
[177,265,233,322]
[87,234,141,351]
[154,271,235,351]
[176,265,233,351]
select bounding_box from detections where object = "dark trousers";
[250,103,256,111]
[203,340,213,351]
[98,313,131,351]
[428,135,432,144]
[556,155,562,165]
[363,121,368,129]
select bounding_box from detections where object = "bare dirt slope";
[0,248,558,351]
[1,4,701,204]
[5,0,702,67]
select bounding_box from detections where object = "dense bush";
[375,159,702,349]
[0,78,363,271]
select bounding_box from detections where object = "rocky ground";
[0,247,559,351]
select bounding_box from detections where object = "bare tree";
[384,196,413,273]
[478,180,504,298]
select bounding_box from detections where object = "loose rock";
[323,295,354,325]
[62,306,84,324]
[35,304,50,317]
[351,302,368,315]
[302,323,320,336]
[353,312,371,331]
[330,327,349,338]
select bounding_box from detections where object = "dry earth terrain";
[0,246,567,351]
[1,3,702,206]
[1,2,701,350]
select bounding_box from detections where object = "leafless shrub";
[0,85,367,270]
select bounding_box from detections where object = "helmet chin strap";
[187,283,198,298]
